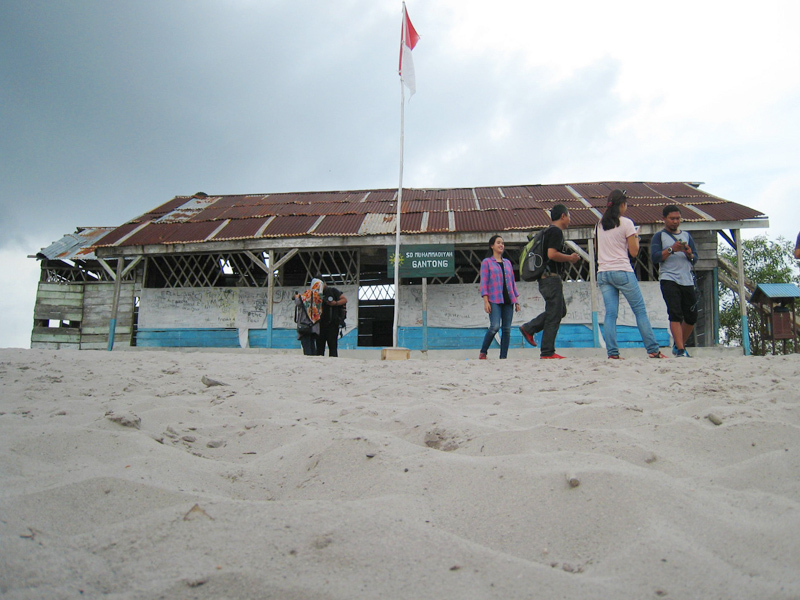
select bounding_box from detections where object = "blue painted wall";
[137,325,668,350]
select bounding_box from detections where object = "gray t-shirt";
[653,230,695,286]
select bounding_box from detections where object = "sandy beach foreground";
[1,348,799,599]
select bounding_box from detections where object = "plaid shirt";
[480,257,519,304]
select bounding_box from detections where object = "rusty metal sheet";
[122,223,175,246]
[570,183,614,200]
[455,210,507,232]
[401,212,424,233]
[450,197,478,211]
[211,218,270,241]
[524,185,577,201]
[426,212,451,232]
[93,182,766,249]
[646,182,709,198]
[37,227,116,260]
[312,214,365,236]
[474,187,505,200]
[261,215,320,237]
[686,201,766,221]
[162,221,222,244]
[565,207,603,227]
[94,222,145,247]
[500,208,552,230]
[359,213,397,235]
[402,199,447,213]
[478,197,535,210]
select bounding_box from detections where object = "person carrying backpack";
[316,278,348,357]
[518,204,580,359]
[650,205,699,357]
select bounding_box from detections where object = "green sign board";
[388,244,455,277]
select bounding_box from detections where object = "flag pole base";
[381,347,410,361]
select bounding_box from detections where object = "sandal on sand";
[648,351,668,359]
[608,355,624,360]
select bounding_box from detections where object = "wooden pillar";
[267,250,275,348]
[422,277,428,351]
[734,229,751,355]
[107,258,124,351]
[588,232,599,347]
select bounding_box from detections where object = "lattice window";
[427,248,488,284]
[40,259,134,283]
[144,250,310,288]
[296,250,359,285]
[359,284,395,301]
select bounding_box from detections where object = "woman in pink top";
[596,190,666,359]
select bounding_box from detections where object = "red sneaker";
[479,353,487,360]
[519,326,537,347]
[541,353,566,359]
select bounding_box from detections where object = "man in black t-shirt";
[518,204,580,359]
[316,280,347,357]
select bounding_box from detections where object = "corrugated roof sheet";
[37,227,116,261]
[91,182,766,250]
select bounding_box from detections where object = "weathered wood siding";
[80,282,136,349]
[31,282,136,350]
[31,283,84,349]
[692,230,718,271]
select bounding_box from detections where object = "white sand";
[1,348,799,599]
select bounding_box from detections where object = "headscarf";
[300,278,324,323]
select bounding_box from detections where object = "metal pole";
[392,78,405,348]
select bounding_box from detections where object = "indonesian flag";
[399,3,420,96]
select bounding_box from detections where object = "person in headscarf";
[294,278,324,355]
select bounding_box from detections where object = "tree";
[718,235,800,353]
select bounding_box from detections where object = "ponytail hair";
[600,189,627,231]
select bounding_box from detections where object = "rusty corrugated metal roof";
[91,182,766,250]
[37,227,116,261]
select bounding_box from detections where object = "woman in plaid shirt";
[479,235,521,359]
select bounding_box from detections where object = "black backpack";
[520,227,551,281]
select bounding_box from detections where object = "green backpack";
[519,227,551,281]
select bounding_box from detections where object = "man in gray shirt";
[650,205,699,357]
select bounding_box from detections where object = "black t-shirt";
[320,287,343,326]
[543,226,566,274]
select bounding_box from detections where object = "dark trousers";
[300,334,318,356]
[520,276,566,357]
[316,323,339,357]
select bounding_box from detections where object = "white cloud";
[0,244,41,348]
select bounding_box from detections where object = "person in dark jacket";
[316,279,347,357]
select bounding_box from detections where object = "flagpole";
[393,77,405,348]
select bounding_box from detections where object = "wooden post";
[267,250,275,348]
[107,258,124,351]
[588,232,599,347]
[422,277,428,351]
[734,229,751,356]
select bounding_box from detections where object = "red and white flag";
[399,3,420,96]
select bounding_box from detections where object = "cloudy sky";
[2,0,799,348]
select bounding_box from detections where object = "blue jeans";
[480,302,514,358]
[598,271,660,356]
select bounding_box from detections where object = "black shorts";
[660,280,697,325]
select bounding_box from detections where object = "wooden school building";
[30,181,767,351]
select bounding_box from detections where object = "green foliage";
[718,235,800,353]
